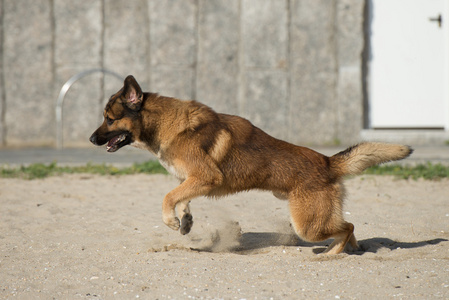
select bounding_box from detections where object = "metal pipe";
[55,68,123,149]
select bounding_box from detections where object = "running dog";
[90,75,412,254]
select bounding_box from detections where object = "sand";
[0,174,448,299]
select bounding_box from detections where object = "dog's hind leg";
[348,233,359,251]
[290,215,356,255]
[321,222,357,255]
[289,184,357,255]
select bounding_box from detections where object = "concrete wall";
[0,0,365,148]
[0,0,4,145]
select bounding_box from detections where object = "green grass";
[1,161,448,180]
[364,163,449,180]
[0,160,167,180]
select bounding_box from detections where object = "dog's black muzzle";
[89,133,100,145]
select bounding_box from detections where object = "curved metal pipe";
[55,68,123,149]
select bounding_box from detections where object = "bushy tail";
[330,142,413,177]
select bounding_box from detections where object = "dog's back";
[210,113,333,196]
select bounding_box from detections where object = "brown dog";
[90,75,412,254]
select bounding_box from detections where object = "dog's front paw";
[163,215,180,231]
[180,213,193,235]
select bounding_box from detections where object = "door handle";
[429,14,442,27]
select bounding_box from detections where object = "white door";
[370,0,449,129]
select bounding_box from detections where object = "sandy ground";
[0,173,448,299]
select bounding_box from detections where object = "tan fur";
[207,130,231,162]
[90,76,413,255]
[330,142,412,176]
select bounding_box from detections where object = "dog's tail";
[330,142,413,178]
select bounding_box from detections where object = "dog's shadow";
[352,237,448,255]
[215,232,448,255]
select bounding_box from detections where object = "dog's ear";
[122,75,143,111]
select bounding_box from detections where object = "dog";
[90,75,413,254]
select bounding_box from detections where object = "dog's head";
[89,75,143,152]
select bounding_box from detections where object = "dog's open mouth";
[106,133,128,152]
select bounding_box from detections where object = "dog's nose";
[89,134,97,145]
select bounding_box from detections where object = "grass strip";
[363,163,449,180]
[0,161,448,180]
[0,160,167,180]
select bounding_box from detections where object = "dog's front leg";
[176,201,193,235]
[162,176,217,233]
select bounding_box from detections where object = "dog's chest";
[157,154,186,181]
[132,141,187,180]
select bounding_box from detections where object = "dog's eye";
[106,116,114,126]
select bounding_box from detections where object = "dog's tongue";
[107,135,122,152]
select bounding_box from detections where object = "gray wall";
[0,0,365,148]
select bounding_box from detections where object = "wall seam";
[0,0,6,146]
[332,0,340,144]
[362,0,371,129]
[286,0,292,141]
[143,0,151,89]
[237,0,245,116]
[147,0,152,90]
[192,0,199,100]
[99,0,105,109]
[50,0,56,95]
[50,0,56,145]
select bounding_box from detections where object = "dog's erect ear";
[122,75,143,111]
